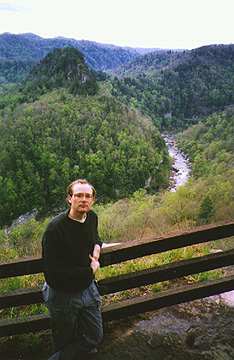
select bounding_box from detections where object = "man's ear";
[67,195,72,204]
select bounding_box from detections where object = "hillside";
[0,46,170,226]
[113,49,185,77]
[175,107,234,224]
[177,107,234,180]
[22,47,98,97]
[0,32,143,83]
[111,44,234,129]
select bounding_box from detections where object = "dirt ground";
[1,296,234,360]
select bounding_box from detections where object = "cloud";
[0,3,22,12]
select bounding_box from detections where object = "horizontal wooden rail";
[99,248,234,294]
[0,221,233,279]
[1,248,234,309]
[102,274,234,321]
[0,257,43,279]
[101,221,234,266]
[0,288,42,309]
[0,221,233,338]
[1,274,234,337]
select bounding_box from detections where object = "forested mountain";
[114,49,185,77]
[22,47,98,98]
[0,47,170,226]
[111,44,234,129]
[0,32,142,83]
[1,35,233,227]
[0,47,100,107]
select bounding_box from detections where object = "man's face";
[69,183,94,214]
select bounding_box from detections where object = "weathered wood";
[102,274,234,321]
[1,275,234,337]
[0,222,233,338]
[0,221,233,278]
[99,248,234,294]
[1,248,234,309]
[100,221,234,266]
[0,257,43,279]
[0,288,43,309]
[0,314,50,337]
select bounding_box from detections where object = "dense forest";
[176,108,234,224]
[114,49,184,77]
[0,36,233,229]
[0,32,144,83]
[0,47,169,226]
[111,45,234,129]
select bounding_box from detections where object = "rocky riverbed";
[163,133,191,192]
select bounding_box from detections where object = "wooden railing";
[0,221,234,337]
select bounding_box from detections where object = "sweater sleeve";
[95,214,103,248]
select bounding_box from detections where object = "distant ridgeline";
[111,44,234,129]
[0,46,169,226]
[1,33,234,131]
[0,32,142,83]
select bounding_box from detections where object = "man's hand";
[92,244,101,261]
[89,255,100,274]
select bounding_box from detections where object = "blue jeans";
[42,281,103,360]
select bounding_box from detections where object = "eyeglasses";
[72,193,93,199]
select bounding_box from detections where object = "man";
[42,179,103,360]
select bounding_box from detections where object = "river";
[163,133,191,192]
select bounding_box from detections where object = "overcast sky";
[0,0,233,49]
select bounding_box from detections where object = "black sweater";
[42,210,102,293]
